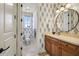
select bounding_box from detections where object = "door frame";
[15,3,39,56]
[15,3,22,56]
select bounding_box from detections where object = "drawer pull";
[65,44,68,46]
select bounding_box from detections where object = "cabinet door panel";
[45,40,50,52]
[51,38,62,56]
[45,36,51,55]
[45,37,51,54]
[52,44,62,56]
[62,49,74,56]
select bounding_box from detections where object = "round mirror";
[56,9,79,32]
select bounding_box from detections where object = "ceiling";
[22,3,39,13]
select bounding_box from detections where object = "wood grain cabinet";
[45,36,52,55]
[45,35,79,56]
[51,38,62,56]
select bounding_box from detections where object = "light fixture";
[60,7,65,11]
[56,10,60,13]
[26,6,30,10]
[25,6,31,12]
[72,7,78,11]
[65,4,71,8]
[6,3,13,6]
[64,9,68,12]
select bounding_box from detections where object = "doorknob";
[0,46,10,53]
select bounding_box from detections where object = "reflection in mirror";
[56,9,79,32]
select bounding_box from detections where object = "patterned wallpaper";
[37,3,60,52]
[37,3,79,52]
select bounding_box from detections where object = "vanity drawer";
[61,41,78,51]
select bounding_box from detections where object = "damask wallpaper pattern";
[37,3,61,51]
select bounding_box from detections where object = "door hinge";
[21,47,22,50]
[21,33,22,36]
[14,15,16,19]
[14,54,16,56]
[14,34,16,38]
[21,4,23,7]
[21,19,22,22]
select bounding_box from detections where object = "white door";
[0,3,16,56]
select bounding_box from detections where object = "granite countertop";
[45,32,79,46]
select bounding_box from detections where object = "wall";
[32,7,37,30]
[37,3,65,52]
[37,3,55,52]
[37,3,79,52]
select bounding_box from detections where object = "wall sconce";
[72,7,78,11]
[56,10,60,13]
[60,7,65,11]
[64,9,68,12]
[65,4,72,9]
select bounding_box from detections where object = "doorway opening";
[21,3,38,56]
[22,13,33,45]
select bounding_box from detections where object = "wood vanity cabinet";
[51,39,62,56]
[61,41,79,56]
[45,36,52,55]
[45,35,79,56]
[45,35,62,56]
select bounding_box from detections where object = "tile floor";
[22,39,39,56]
[22,38,49,56]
